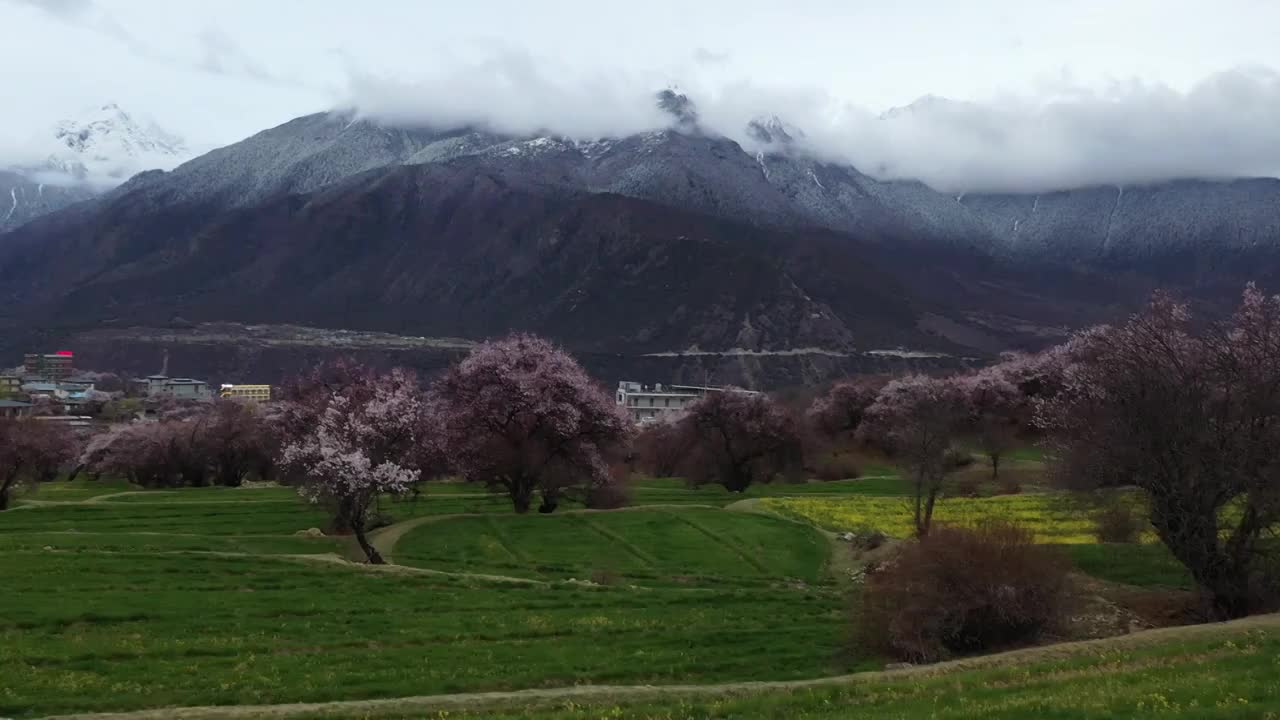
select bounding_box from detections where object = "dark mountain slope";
[1,161,979,359]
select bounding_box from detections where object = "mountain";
[2,91,1277,385]
[0,171,97,235]
[0,103,188,234]
[45,103,188,184]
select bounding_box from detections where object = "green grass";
[1064,543,1195,589]
[301,622,1280,719]
[0,453,1229,718]
[0,500,336,535]
[23,477,138,501]
[0,531,340,555]
[100,485,302,503]
[393,509,830,586]
[629,475,909,506]
[0,551,860,718]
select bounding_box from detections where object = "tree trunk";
[990,454,1000,481]
[67,464,84,483]
[912,469,927,536]
[538,487,560,514]
[510,482,533,514]
[1152,497,1251,620]
[352,520,385,565]
[1,469,22,511]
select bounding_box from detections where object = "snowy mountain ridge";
[44,102,188,186]
[0,103,189,233]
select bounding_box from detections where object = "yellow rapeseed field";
[762,493,1150,544]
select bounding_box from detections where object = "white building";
[133,375,212,399]
[615,381,756,424]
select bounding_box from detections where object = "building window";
[664,398,670,407]
[648,397,654,407]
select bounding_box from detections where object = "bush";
[1094,502,1142,543]
[859,521,1070,662]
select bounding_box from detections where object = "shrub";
[859,521,1070,662]
[1093,502,1142,543]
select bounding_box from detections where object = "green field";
[296,618,1280,719]
[392,509,829,585]
[0,470,1266,718]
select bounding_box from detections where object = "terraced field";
[0,470,1255,719]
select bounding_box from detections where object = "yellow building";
[219,384,272,402]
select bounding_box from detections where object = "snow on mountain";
[1,103,189,233]
[44,103,188,186]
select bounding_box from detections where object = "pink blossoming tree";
[807,380,881,442]
[280,367,427,564]
[860,375,968,536]
[956,369,1027,481]
[0,419,78,510]
[678,390,803,493]
[435,334,631,514]
[1041,286,1280,618]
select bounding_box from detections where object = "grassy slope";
[0,552,854,718]
[290,618,1280,720]
[393,509,830,585]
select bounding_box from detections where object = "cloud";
[345,58,1280,193]
[342,50,674,139]
[4,0,92,18]
[788,67,1280,193]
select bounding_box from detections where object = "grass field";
[0,467,1263,719]
[293,618,1280,719]
[393,509,829,586]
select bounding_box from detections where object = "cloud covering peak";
[346,63,1280,193]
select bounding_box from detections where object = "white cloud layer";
[347,63,1280,193]
[5,0,1280,193]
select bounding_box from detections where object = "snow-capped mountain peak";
[45,103,188,185]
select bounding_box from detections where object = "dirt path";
[37,613,1280,720]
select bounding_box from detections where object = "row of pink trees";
[81,399,278,488]
[0,419,78,510]
[1041,286,1280,619]
[275,335,632,563]
[806,285,1280,619]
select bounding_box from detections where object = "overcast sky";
[4,0,1280,191]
